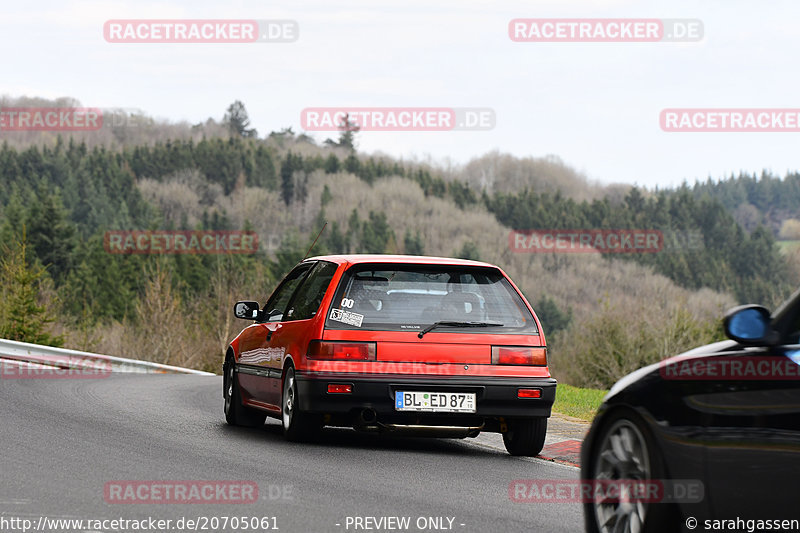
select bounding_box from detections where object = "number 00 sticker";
[341,298,354,308]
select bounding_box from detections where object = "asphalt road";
[1,374,584,533]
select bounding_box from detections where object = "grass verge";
[551,384,608,421]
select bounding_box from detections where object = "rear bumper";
[294,370,557,422]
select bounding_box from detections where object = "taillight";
[517,388,542,398]
[491,346,547,366]
[327,383,353,394]
[307,341,376,361]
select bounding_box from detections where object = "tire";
[584,411,680,533]
[502,417,547,456]
[281,367,321,442]
[224,357,267,427]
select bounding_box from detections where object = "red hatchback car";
[224,254,556,456]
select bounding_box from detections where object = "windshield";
[324,264,537,334]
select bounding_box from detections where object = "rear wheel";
[502,417,547,456]
[281,367,321,441]
[224,358,266,427]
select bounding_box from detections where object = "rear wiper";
[417,321,503,339]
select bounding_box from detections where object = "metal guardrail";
[0,338,215,375]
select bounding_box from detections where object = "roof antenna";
[302,221,328,260]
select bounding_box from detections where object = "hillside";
[690,172,800,233]
[1,96,795,386]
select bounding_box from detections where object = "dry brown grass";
[310,171,733,321]
[310,171,735,386]
[62,256,273,374]
[54,172,735,381]
[59,165,735,380]
[455,151,622,201]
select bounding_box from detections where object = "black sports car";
[581,288,800,532]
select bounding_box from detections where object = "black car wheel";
[224,357,267,427]
[281,367,320,441]
[587,412,678,533]
[502,417,547,456]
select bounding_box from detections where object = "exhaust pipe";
[358,408,377,425]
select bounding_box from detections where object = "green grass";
[552,384,608,421]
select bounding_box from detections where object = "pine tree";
[0,233,63,346]
[223,100,257,138]
[324,154,340,174]
[455,241,481,261]
[403,230,425,255]
[321,184,333,207]
[336,113,360,151]
[280,151,295,205]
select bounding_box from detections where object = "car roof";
[304,254,498,269]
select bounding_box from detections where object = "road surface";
[1,374,585,533]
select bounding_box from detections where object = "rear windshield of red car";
[323,263,538,334]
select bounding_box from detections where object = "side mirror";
[234,301,261,320]
[723,305,777,346]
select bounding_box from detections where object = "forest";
[0,98,796,387]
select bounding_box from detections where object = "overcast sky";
[2,0,798,189]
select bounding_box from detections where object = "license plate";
[395,391,476,413]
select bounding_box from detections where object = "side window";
[285,261,339,321]
[262,265,313,322]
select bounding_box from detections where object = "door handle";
[266,330,273,341]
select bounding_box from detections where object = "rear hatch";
[321,263,543,365]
